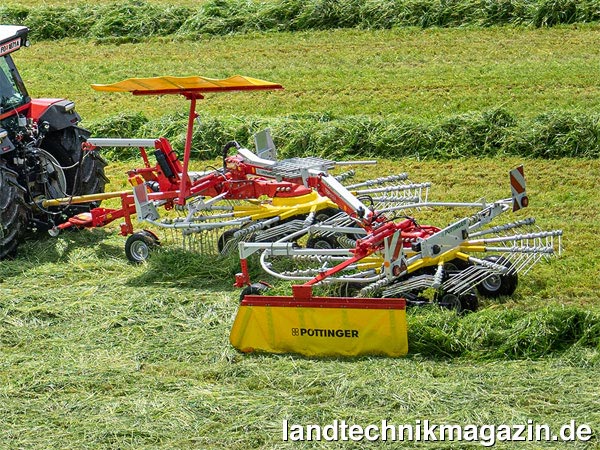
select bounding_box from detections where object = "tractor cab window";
[0,56,25,113]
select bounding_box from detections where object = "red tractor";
[0,25,108,258]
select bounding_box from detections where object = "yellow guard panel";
[230,296,408,357]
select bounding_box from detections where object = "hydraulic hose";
[222,141,241,170]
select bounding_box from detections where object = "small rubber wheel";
[314,207,341,223]
[437,293,462,312]
[338,282,363,298]
[476,255,518,298]
[239,282,269,302]
[459,293,479,313]
[306,235,338,249]
[444,258,472,272]
[125,230,159,263]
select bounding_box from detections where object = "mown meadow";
[1,1,600,448]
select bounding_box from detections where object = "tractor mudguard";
[32,99,82,131]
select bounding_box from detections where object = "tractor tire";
[476,255,518,298]
[0,161,29,259]
[41,126,108,202]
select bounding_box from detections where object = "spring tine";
[344,173,409,189]
[382,274,434,297]
[352,182,431,196]
[469,218,536,238]
[256,220,306,242]
[468,230,562,245]
[443,266,485,295]
[335,170,355,182]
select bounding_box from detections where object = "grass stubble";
[1,158,599,448]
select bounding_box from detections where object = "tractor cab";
[0,25,29,115]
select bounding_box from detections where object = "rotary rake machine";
[43,75,429,262]
[235,165,563,313]
[208,147,430,257]
[28,73,563,358]
[229,169,562,357]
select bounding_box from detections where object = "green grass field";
[14,26,600,122]
[8,0,204,6]
[1,10,600,449]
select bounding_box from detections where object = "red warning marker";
[510,165,528,211]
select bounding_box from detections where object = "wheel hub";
[481,274,502,292]
[129,240,150,261]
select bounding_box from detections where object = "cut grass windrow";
[88,108,600,161]
[408,307,600,361]
[2,241,599,364]
[16,27,600,122]
[2,0,600,43]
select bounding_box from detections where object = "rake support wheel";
[476,255,518,298]
[125,230,160,263]
[239,282,270,302]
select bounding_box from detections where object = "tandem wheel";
[239,282,270,302]
[476,255,518,297]
[436,292,479,314]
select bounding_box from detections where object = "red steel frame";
[234,216,441,299]
[67,136,318,235]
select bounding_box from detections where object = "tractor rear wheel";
[0,161,29,259]
[42,127,108,202]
